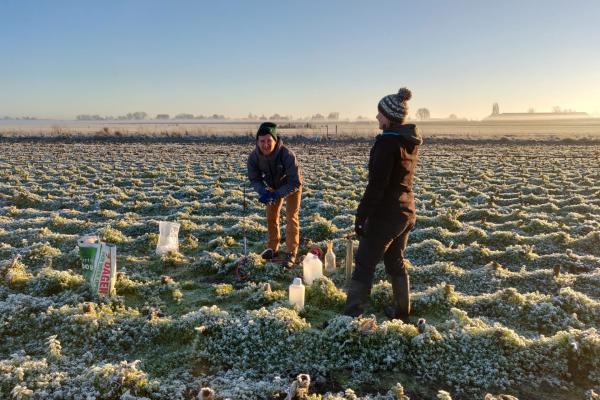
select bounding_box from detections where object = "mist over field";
[2,118,600,140]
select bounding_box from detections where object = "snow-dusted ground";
[1,140,599,399]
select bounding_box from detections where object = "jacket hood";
[255,137,283,159]
[380,124,423,145]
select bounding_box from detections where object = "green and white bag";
[78,235,117,296]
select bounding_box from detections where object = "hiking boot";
[384,305,410,324]
[343,279,372,317]
[280,252,296,268]
[384,273,410,323]
[260,248,275,260]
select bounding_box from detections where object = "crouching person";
[344,88,422,323]
[247,122,302,267]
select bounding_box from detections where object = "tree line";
[75,112,343,121]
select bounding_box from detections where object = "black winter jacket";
[356,124,422,221]
[247,138,302,197]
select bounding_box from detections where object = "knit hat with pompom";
[378,88,412,123]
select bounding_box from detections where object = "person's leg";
[383,213,415,322]
[344,218,399,317]
[265,197,283,253]
[284,188,302,258]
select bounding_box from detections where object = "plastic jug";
[302,252,323,285]
[324,241,336,274]
[289,277,305,310]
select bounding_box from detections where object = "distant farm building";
[485,112,589,120]
[486,103,589,120]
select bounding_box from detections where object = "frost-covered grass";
[1,140,600,399]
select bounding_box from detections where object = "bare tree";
[132,111,147,120]
[416,108,430,120]
[492,103,500,115]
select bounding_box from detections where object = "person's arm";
[247,152,267,195]
[356,142,394,221]
[274,149,301,198]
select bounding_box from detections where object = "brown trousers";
[266,188,302,256]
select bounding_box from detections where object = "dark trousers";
[352,212,416,285]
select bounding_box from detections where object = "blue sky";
[1,0,599,120]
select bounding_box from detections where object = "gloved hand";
[259,190,271,204]
[266,191,280,204]
[259,191,279,205]
[258,190,269,204]
[354,216,366,237]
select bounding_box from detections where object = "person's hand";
[259,191,279,205]
[259,190,271,204]
[354,216,366,237]
[267,191,280,204]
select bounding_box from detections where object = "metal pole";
[242,184,247,258]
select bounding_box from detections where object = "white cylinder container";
[289,277,305,310]
[303,253,323,285]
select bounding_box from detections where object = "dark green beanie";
[256,122,277,141]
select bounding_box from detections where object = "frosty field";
[1,138,600,400]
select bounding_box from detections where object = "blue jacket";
[247,138,302,197]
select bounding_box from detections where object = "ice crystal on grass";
[3,141,600,398]
[45,334,62,361]
[0,258,32,289]
[305,276,347,311]
[11,189,47,209]
[99,225,130,244]
[87,360,158,398]
[371,280,392,308]
[29,267,86,296]
[305,213,338,242]
[23,242,61,266]
[160,250,188,267]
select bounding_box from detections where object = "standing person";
[344,88,422,322]
[247,122,303,267]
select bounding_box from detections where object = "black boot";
[384,273,410,323]
[343,279,372,317]
[280,252,296,268]
[260,248,275,260]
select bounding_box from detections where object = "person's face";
[376,112,390,130]
[258,134,276,156]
